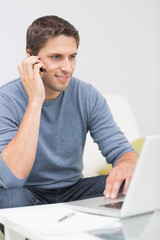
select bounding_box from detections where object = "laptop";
[67,136,160,218]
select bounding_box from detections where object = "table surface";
[0,204,160,240]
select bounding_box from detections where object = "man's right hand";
[18,54,46,105]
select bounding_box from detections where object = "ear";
[26,49,32,54]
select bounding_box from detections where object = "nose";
[60,59,72,73]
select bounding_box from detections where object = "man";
[0,15,138,208]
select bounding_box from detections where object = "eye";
[52,55,59,59]
[69,55,76,60]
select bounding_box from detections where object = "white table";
[0,204,160,240]
[0,204,119,240]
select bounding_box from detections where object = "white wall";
[0,0,159,137]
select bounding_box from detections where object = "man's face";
[38,35,77,100]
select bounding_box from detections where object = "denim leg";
[0,187,42,209]
[58,175,107,202]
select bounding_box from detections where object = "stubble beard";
[44,75,71,94]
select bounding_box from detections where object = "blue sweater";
[0,77,134,189]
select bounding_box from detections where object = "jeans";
[0,175,108,209]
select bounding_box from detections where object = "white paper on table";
[5,206,120,236]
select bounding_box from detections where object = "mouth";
[55,75,69,82]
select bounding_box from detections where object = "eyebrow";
[48,52,78,56]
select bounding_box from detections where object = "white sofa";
[82,94,141,177]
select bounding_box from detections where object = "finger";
[110,177,123,199]
[23,55,30,61]
[23,58,44,80]
[20,54,38,70]
[24,56,41,69]
[18,63,23,78]
[104,170,117,198]
[33,62,46,79]
[33,62,46,72]
[18,55,29,77]
[104,179,113,198]
[122,177,131,195]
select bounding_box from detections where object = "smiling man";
[0,15,138,209]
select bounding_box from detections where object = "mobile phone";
[28,52,46,80]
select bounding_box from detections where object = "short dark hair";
[26,15,80,55]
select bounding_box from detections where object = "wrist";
[28,99,44,109]
[115,152,138,167]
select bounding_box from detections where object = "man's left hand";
[103,152,138,199]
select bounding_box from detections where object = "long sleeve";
[86,86,135,166]
[0,83,28,188]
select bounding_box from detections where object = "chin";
[51,84,69,93]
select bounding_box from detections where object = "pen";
[57,212,75,222]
